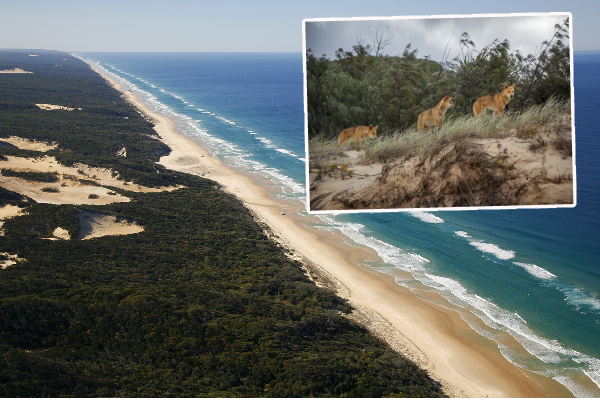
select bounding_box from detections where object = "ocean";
[76,51,600,397]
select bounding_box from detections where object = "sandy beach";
[84,62,567,398]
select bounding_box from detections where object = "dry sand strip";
[35,103,82,111]
[0,253,26,269]
[0,152,182,206]
[0,136,57,151]
[0,68,33,74]
[86,61,561,398]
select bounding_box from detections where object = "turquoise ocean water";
[77,52,600,397]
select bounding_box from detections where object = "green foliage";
[0,50,445,397]
[2,203,78,238]
[0,169,59,183]
[306,19,571,139]
[512,19,571,109]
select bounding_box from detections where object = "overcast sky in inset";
[0,0,596,52]
[305,14,569,63]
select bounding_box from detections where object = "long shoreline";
[86,61,563,398]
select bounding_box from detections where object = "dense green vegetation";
[0,169,59,183]
[306,18,570,138]
[0,50,444,396]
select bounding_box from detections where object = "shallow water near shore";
[76,51,600,397]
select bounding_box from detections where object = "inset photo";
[304,13,574,213]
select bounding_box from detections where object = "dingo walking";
[417,95,455,133]
[338,124,378,146]
[473,83,516,118]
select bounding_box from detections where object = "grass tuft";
[309,97,571,166]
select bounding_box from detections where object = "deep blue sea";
[77,51,600,397]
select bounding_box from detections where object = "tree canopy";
[306,18,571,138]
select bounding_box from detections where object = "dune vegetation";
[306,18,570,139]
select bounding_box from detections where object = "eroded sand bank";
[309,131,573,211]
[84,61,566,397]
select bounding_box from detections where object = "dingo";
[473,83,515,118]
[417,95,455,133]
[338,124,378,146]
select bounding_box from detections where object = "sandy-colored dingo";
[473,83,516,118]
[338,124,378,146]
[417,95,455,133]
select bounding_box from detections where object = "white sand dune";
[0,155,182,205]
[52,227,70,240]
[76,209,143,240]
[0,204,25,220]
[0,68,33,74]
[1,136,57,151]
[0,252,26,269]
[35,103,82,111]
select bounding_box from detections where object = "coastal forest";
[0,50,445,396]
[306,18,570,138]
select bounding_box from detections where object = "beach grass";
[310,97,571,166]
[308,135,349,170]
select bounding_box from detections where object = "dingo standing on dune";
[338,124,378,146]
[473,83,516,118]
[417,95,455,133]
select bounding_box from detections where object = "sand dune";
[0,204,26,220]
[0,68,33,74]
[35,103,82,111]
[52,227,70,240]
[1,136,57,151]
[76,209,143,240]
[0,253,26,269]
[0,155,182,205]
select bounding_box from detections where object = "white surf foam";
[216,116,236,125]
[256,137,273,144]
[470,242,516,260]
[583,369,600,392]
[408,211,445,224]
[513,262,556,280]
[561,286,600,312]
[315,215,430,275]
[553,376,598,398]
[275,148,298,157]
